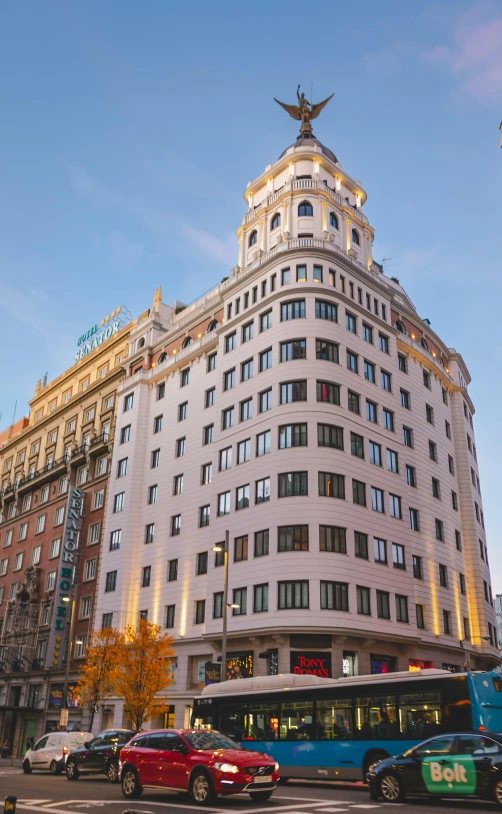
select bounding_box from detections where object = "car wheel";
[249,791,273,802]
[106,760,119,783]
[66,759,79,781]
[190,769,216,806]
[122,767,143,799]
[494,777,502,807]
[379,772,405,803]
[22,760,32,775]
[50,760,62,776]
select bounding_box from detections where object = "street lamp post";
[61,595,83,727]
[213,530,239,682]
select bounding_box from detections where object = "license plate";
[253,775,270,784]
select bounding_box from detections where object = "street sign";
[59,708,69,727]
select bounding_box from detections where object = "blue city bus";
[192,670,502,781]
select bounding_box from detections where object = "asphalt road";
[0,768,501,814]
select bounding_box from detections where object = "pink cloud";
[423,7,502,104]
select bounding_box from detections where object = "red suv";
[119,729,279,805]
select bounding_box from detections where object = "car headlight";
[214,762,239,774]
[274,762,280,771]
[368,762,381,773]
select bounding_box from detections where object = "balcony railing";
[243,179,369,225]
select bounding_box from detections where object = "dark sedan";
[66,729,136,782]
[367,732,502,806]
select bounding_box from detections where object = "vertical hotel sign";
[45,487,84,669]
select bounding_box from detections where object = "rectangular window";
[279,423,307,448]
[413,555,423,579]
[406,465,416,487]
[366,400,377,423]
[255,477,270,503]
[435,519,444,541]
[459,573,466,595]
[347,350,358,373]
[218,491,231,516]
[348,390,360,414]
[392,543,405,570]
[213,592,223,619]
[389,493,402,519]
[123,393,134,412]
[296,265,307,282]
[196,551,208,575]
[181,367,190,387]
[49,538,61,559]
[320,525,346,553]
[443,609,452,635]
[364,360,375,383]
[352,479,366,506]
[35,515,46,533]
[168,559,178,581]
[355,531,368,559]
[319,471,345,499]
[178,402,188,421]
[105,571,117,593]
[281,300,305,321]
[219,446,232,471]
[396,594,409,623]
[147,484,158,504]
[429,440,437,461]
[110,529,121,551]
[423,369,431,389]
[195,600,206,624]
[253,583,269,613]
[199,505,210,527]
[153,415,163,433]
[409,508,420,531]
[346,312,357,333]
[280,339,306,363]
[171,514,181,536]
[313,265,323,283]
[278,525,309,552]
[371,486,384,513]
[241,358,253,381]
[259,388,272,413]
[85,558,97,580]
[120,425,131,444]
[280,380,307,403]
[145,523,155,544]
[240,397,253,421]
[398,353,407,373]
[383,408,394,431]
[416,604,425,629]
[317,379,341,405]
[317,422,343,449]
[254,529,269,557]
[403,426,413,447]
[377,590,390,619]
[316,338,339,363]
[256,429,271,456]
[203,424,214,445]
[237,439,251,464]
[357,586,371,616]
[456,530,462,551]
[374,537,387,564]
[207,352,217,372]
[400,389,410,409]
[278,471,308,497]
[234,535,248,562]
[236,484,250,510]
[452,490,458,511]
[260,310,272,332]
[165,605,175,628]
[363,323,373,344]
[439,563,448,587]
[315,299,337,321]
[321,581,349,611]
[205,386,216,406]
[381,370,391,392]
[379,333,389,353]
[386,448,398,473]
[350,432,364,459]
[242,321,254,343]
[448,455,455,475]
[201,463,212,485]
[432,478,441,499]
[225,332,236,352]
[281,268,291,286]
[278,580,309,609]
[426,404,434,425]
[173,474,183,495]
[259,348,272,371]
[222,406,234,429]
[141,565,151,587]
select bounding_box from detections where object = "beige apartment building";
[0,310,131,755]
[93,130,498,730]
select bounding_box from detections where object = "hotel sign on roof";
[75,306,130,362]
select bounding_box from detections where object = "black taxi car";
[66,729,136,782]
[367,732,502,805]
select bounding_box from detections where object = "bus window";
[243,704,279,741]
[280,700,315,740]
[219,704,245,740]
[398,691,442,739]
[355,696,397,740]
[442,676,471,731]
[317,699,353,739]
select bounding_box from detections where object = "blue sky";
[1,1,501,584]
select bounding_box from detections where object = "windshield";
[184,732,242,751]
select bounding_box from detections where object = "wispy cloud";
[364,48,401,77]
[0,282,54,335]
[105,231,145,270]
[66,163,236,267]
[423,6,502,104]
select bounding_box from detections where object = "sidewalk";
[0,758,23,768]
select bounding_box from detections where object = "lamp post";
[61,595,83,726]
[212,530,239,681]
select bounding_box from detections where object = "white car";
[23,731,92,775]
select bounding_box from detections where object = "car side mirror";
[174,744,189,755]
[84,742,92,750]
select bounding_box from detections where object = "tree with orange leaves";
[113,618,175,731]
[77,627,121,730]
